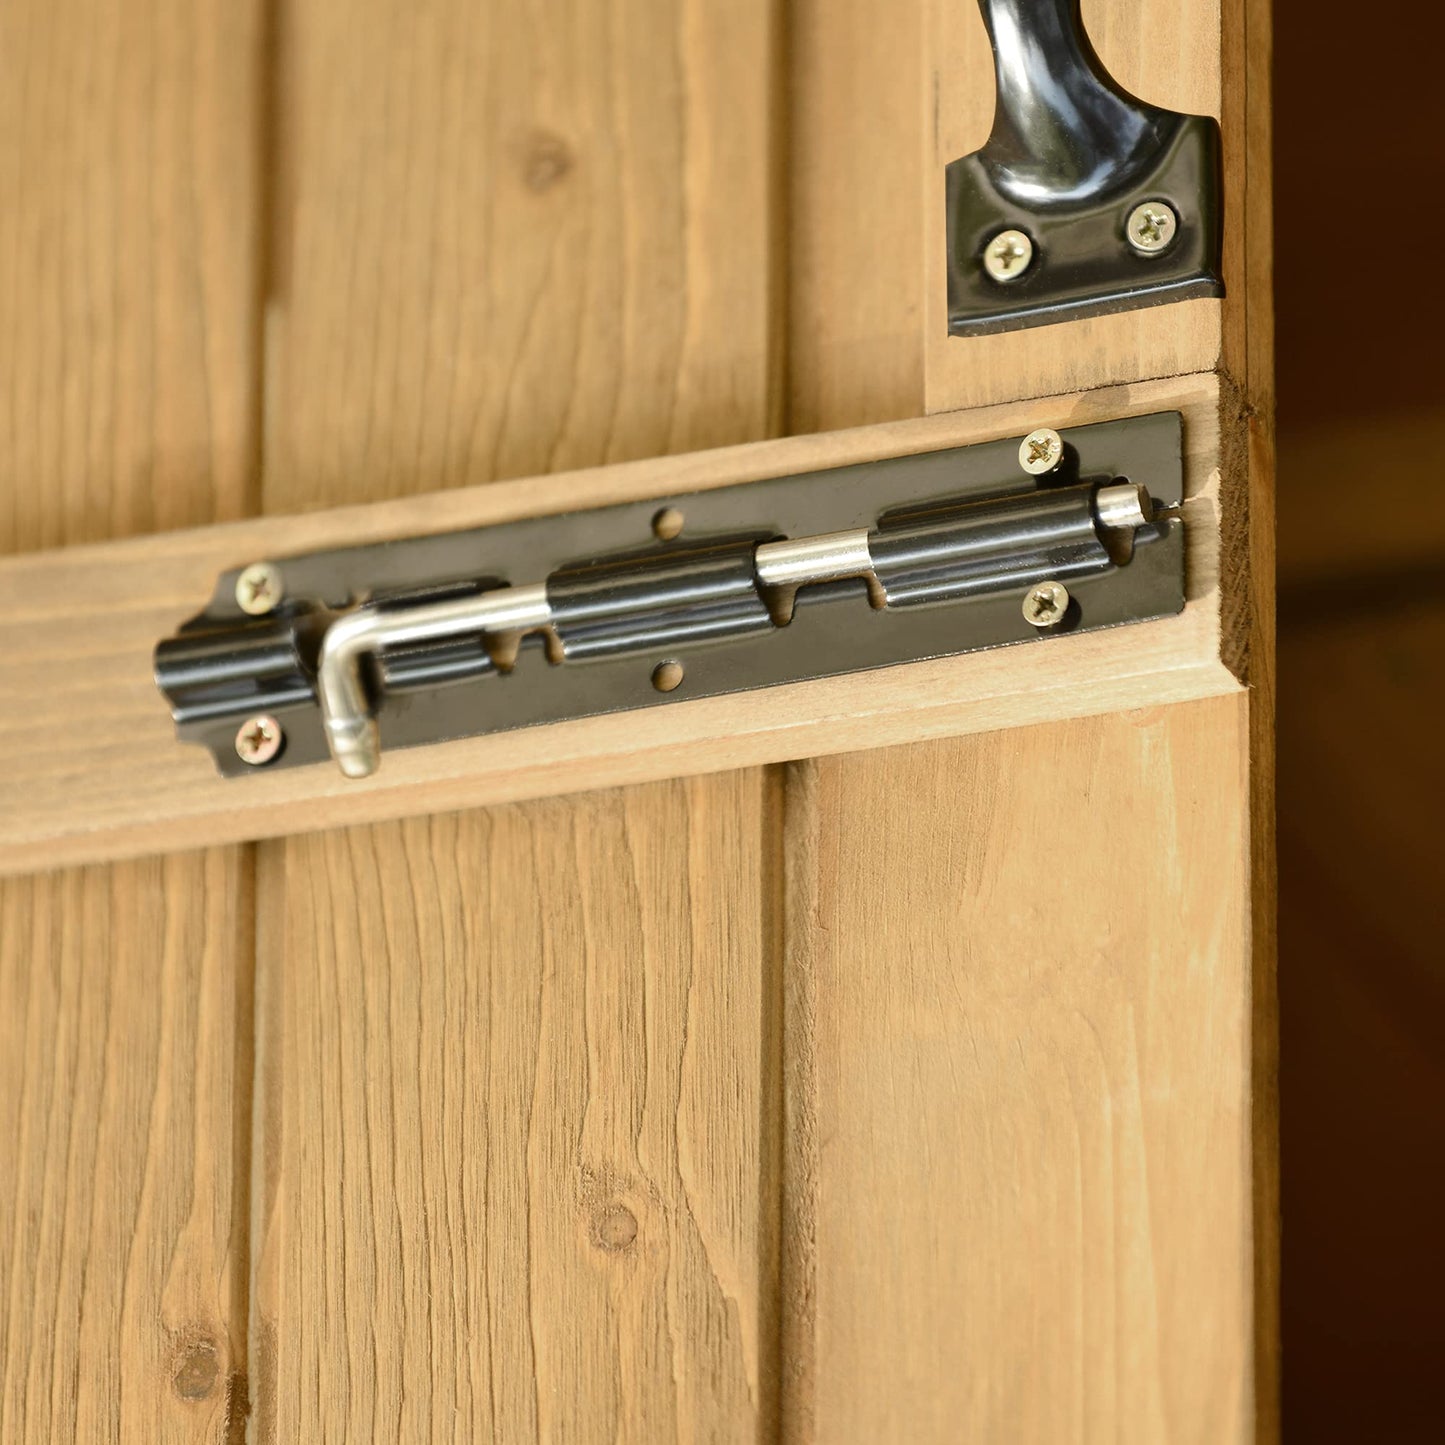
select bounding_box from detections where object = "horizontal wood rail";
[0,373,1244,876]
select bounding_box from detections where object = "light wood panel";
[262,0,783,508]
[0,3,262,1441]
[250,1,785,1437]
[0,0,261,544]
[0,373,1237,876]
[260,781,779,1440]
[0,855,252,1443]
[781,1,1275,1439]
[786,699,1257,1442]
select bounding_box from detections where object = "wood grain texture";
[258,780,779,1441]
[0,374,1236,876]
[0,0,262,545]
[0,854,253,1444]
[263,0,782,510]
[250,2,785,1437]
[786,697,1258,1443]
[781,1,1275,1439]
[0,4,262,1441]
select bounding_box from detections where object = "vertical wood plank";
[0,0,261,545]
[782,2,1274,1440]
[0,857,253,1444]
[0,3,263,1442]
[263,0,783,510]
[252,1,785,1437]
[266,782,777,1439]
[788,703,1257,1442]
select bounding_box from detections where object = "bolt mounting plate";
[155,413,1187,778]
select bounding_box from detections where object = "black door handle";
[946,0,1223,336]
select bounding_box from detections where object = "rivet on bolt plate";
[1019,428,1064,476]
[235,714,284,766]
[982,228,1033,283]
[1023,580,1070,629]
[1126,201,1178,255]
[236,561,284,616]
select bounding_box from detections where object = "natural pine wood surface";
[783,2,1275,1439]
[0,4,262,1442]
[0,0,261,545]
[249,2,785,1438]
[262,0,783,510]
[785,697,1256,1443]
[259,781,780,1441]
[0,855,253,1444]
[0,1,1275,1439]
[0,372,1237,875]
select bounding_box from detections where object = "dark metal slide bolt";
[947,0,1223,336]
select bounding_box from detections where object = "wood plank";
[0,373,1237,875]
[0,854,253,1444]
[0,3,263,1441]
[249,1,785,1437]
[0,0,261,544]
[780,1,1275,1438]
[260,779,779,1439]
[786,697,1259,1442]
[262,0,783,508]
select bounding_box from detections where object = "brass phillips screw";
[235,714,284,766]
[982,228,1034,283]
[236,561,284,615]
[1023,580,1070,629]
[1126,201,1178,255]
[1019,427,1064,475]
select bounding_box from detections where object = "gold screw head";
[1019,427,1064,475]
[236,561,284,615]
[235,714,284,766]
[1023,580,1071,629]
[1126,201,1178,254]
[982,228,1034,283]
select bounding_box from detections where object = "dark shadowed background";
[1275,1,1445,1438]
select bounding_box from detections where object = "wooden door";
[0,1,1274,1442]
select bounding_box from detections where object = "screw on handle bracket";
[946,0,1224,336]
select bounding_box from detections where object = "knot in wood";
[171,1339,220,1400]
[590,1202,639,1252]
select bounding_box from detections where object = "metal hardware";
[236,561,283,616]
[155,411,1187,779]
[235,714,284,765]
[320,583,553,779]
[1126,201,1179,255]
[1019,428,1064,476]
[983,229,1034,283]
[1023,581,1071,628]
[1095,482,1152,533]
[946,0,1224,336]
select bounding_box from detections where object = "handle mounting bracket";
[946,0,1224,336]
